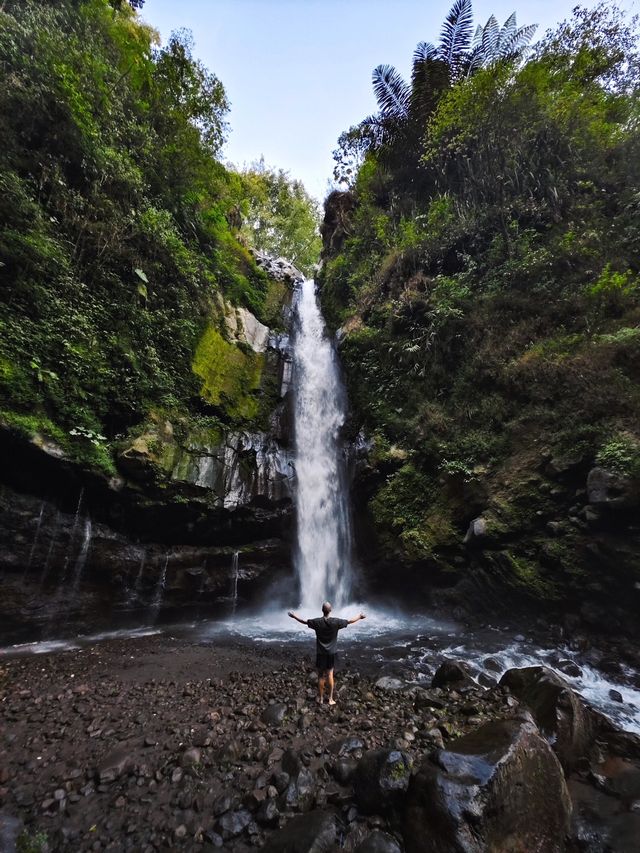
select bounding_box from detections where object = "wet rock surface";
[1,635,639,851]
[404,715,571,852]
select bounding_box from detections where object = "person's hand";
[360,613,366,620]
[288,611,295,618]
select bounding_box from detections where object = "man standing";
[288,602,366,705]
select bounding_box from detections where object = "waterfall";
[23,501,46,581]
[71,518,92,591]
[230,551,240,615]
[151,553,169,617]
[292,279,353,609]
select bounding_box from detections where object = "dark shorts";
[316,652,336,672]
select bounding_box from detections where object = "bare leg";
[327,669,336,705]
[317,672,326,704]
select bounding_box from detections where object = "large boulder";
[587,466,636,509]
[499,666,610,771]
[354,749,413,815]
[431,660,474,689]
[262,810,337,853]
[404,716,571,853]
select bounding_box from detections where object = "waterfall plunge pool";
[2,605,639,737]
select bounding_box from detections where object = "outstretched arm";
[288,611,308,626]
[347,613,366,625]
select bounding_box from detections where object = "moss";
[506,553,559,600]
[192,324,264,421]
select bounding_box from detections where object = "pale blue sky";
[141,0,637,200]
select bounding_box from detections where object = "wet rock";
[556,660,582,678]
[96,745,134,784]
[262,809,337,853]
[218,808,252,839]
[587,466,636,509]
[327,737,365,758]
[404,716,571,853]
[354,749,412,815]
[609,689,623,703]
[374,677,406,692]
[477,672,497,689]
[500,665,609,771]
[354,831,402,853]
[331,759,358,785]
[432,660,473,689]
[483,657,502,673]
[181,747,201,767]
[256,797,279,827]
[261,703,288,727]
[281,767,316,812]
[569,777,640,852]
[463,516,488,545]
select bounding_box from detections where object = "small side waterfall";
[23,502,46,581]
[292,279,353,608]
[151,553,169,618]
[71,518,92,590]
[230,551,240,615]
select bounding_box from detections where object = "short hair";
[322,601,332,615]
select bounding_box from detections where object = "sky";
[141,0,638,200]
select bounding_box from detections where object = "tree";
[237,160,321,276]
[333,1,536,186]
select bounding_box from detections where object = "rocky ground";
[1,635,639,852]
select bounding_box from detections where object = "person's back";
[288,601,366,705]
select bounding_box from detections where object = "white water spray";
[292,279,353,609]
[231,551,240,615]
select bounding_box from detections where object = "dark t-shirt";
[307,616,349,654]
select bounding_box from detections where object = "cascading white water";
[292,279,353,609]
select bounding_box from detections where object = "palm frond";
[439,0,474,66]
[413,41,438,64]
[499,24,538,59]
[372,64,410,120]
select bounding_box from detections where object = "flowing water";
[292,279,353,608]
[230,551,240,615]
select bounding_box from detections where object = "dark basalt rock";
[261,703,289,727]
[353,749,412,815]
[262,809,337,853]
[404,716,571,853]
[431,660,473,689]
[499,665,612,771]
[354,831,402,853]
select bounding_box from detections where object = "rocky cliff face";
[0,255,304,642]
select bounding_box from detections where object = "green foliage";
[235,159,321,276]
[0,0,299,473]
[596,433,640,478]
[16,831,48,853]
[321,3,640,578]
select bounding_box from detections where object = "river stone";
[404,716,571,853]
[327,736,365,757]
[500,665,610,771]
[354,749,413,815]
[262,809,337,853]
[432,660,473,689]
[261,703,288,726]
[354,831,402,853]
[375,677,407,692]
[281,767,316,812]
[218,808,252,839]
[96,745,134,783]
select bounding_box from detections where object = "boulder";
[262,810,337,853]
[404,716,571,853]
[354,831,402,853]
[261,703,288,727]
[374,677,407,692]
[463,516,488,545]
[587,466,635,509]
[432,660,473,689]
[499,666,610,771]
[354,749,412,815]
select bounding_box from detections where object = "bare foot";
[328,698,336,706]
[316,696,324,705]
